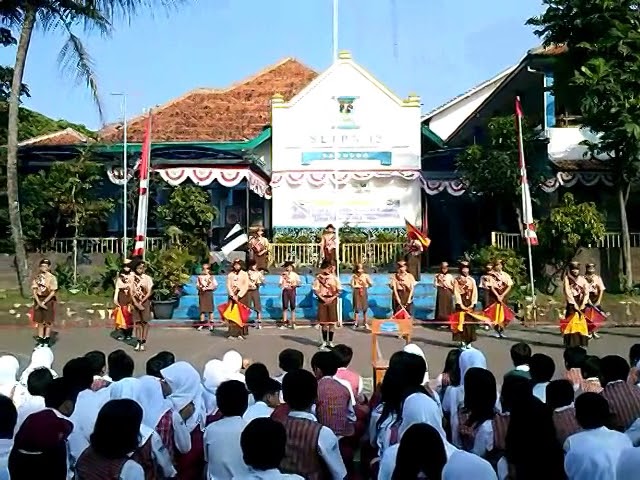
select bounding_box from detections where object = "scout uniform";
[434,263,455,323]
[31,259,58,347]
[584,263,606,338]
[279,261,300,329]
[313,260,342,348]
[485,260,515,338]
[350,264,372,329]
[242,260,264,328]
[226,259,250,338]
[113,259,134,340]
[390,261,416,316]
[248,227,270,271]
[561,261,590,348]
[450,261,484,347]
[131,260,153,351]
[320,224,337,266]
[405,236,423,281]
[197,264,218,330]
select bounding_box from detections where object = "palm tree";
[3,1,187,296]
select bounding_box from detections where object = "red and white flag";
[515,97,538,246]
[132,111,152,257]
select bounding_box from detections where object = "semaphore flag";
[405,219,431,248]
[132,111,152,257]
[515,97,538,246]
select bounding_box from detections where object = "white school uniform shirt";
[532,382,550,403]
[234,468,304,479]
[16,393,46,429]
[243,401,274,422]
[625,418,640,446]
[116,458,145,480]
[378,437,459,480]
[442,450,498,479]
[287,411,347,480]
[471,419,494,457]
[0,438,12,480]
[204,415,249,480]
[564,426,633,480]
[617,447,640,480]
[368,404,397,456]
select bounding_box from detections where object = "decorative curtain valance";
[156,167,272,198]
[270,170,421,188]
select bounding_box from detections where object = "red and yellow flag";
[405,220,431,248]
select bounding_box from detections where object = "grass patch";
[0,289,112,310]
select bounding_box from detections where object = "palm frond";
[56,26,104,123]
[89,0,191,24]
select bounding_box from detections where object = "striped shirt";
[601,380,640,431]
[576,378,603,396]
[565,368,584,392]
[553,406,582,444]
[492,413,510,452]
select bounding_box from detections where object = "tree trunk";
[7,10,36,297]
[618,185,633,290]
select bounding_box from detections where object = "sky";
[0,0,544,130]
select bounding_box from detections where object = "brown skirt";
[198,290,214,313]
[318,298,338,324]
[563,333,589,348]
[452,309,477,344]
[132,300,152,324]
[406,254,421,281]
[241,289,262,313]
[353,288,368,313]
[228,323,248,337]
[392,289,413,315]
[117,290,132,308]
[323,248,337,265]
[254,254,269,271]
[435,288,453,322]
[33,296,56,325]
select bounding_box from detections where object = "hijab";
[617,447,640,480]
[459,347,487,386]
[109,377,155,444]
[442,450,497,480]
[138,375,172,430]
[403,343,429,383]
[19,348,57,386]
[222,351,245,382]
[202,359,228,414]
[161,361,206,431]
[0,355,27,408]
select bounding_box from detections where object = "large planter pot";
[152,299,177,320]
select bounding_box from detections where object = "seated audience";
[547,379,582,444]
[442,450,497,479]
[627,344,640,385]
[84,350,111,391]
[202,359,227,419]
[333,344,364,401]
[492,374,532,455]
[600,355,640,431]
[0,355,28,409]
[0,395,17,480]
[504,343,531,380]
[563,346,587,392]
[17,367,53,427]
[434,349,462,403]
[243,377,281,422]
[275,349,304,383]
[530,353,555,402]
[577,355,603,395]
[107,349,135,382]
[18,347,57,387]
[617,446,640,480]
[245,362,270,406]
[458,367,497,457]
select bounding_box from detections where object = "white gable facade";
[270,51,422,229]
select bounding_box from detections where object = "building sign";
[301,151,391,166]
[288,197,402,227]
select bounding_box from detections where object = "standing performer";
[390,260,416,317]
[31,259,58,347]
[243,259,264,329]
[279,261,300,329]
[450,261,483,348]
[584,263,606,339]
[485,259,515,339]
[226,259,250,339]
[350,263,372,329]
[248,227,270,272]
[320,224,337,266]
[405,233,424,281]
[113,258,134,341]
[313,259,342,349]
[479,262,494,310]
[561,261,590,348]
[434,262,455,324]
[131,260,153,352]
[197,263,218,332]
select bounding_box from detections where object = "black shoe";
[35,336,43,347]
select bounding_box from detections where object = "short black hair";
[62,357,94,393]
[500,375,533,413]
[44,378,79,410]
[563,346,587,369]
[311,351,341,377]
[84,351,106,376]
[278,349,304,373]
[601,355,630,385]
[333,344,353,368]
[546,380,575,410]
[282,369,317,411]
[252,377,282,401]
[529,354,555,384]
[241,418,286,470]
[146,355,165,378]
[91,399,142,459]
[580,355,602,380]
[216,380,249,417]
[156,351,175,366]
[0,394,17,438]
[245,363,270,397]
[108,349,134,382]
[629,344,640,367]
[27,368,54,397]
[510,342,532,367]
[575,392,610,429]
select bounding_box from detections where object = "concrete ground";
[1,323,638,388]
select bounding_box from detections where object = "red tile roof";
[99,57,317,143]
[529,44,568,56]
[18,128,92,147]
[551,159,609,172]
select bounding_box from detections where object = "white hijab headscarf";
[109,377,156,444]
[138,375,172,429]
[442,450,497,479]
[0,355,28,408]
[458,347,487,386]
[617,447,640,480]
[19,347,57,386]
[403,343,429,383]
[161,361,206,431]
[222,350,245,382]
[202,359,228,414]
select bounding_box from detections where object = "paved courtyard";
[0,323,638,389]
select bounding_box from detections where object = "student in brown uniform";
[320,224,337,266]
[131,260,153,352]
[248,227,270,272]
[31,259,58,348]
[350,263,372,329]
[433,262,454,324]
[390,260,416,316]
[561,261,590,348]
[584,263,606,339]
[450,260,481,348]
[279,261,301,329]
[243,259,264,329]
[113,259,134,341]
[405,233,424,281]
[479,262,494,310]
[226,258,250,339]
[197,263,218,332]
[486,259,515,339]
[313,259,342,349]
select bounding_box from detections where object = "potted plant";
[145,246,195,319]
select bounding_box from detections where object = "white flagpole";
[332,0,343,326]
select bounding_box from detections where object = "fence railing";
[270,242,405,267]
[491,231,640,250]
[33,237,165,255]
